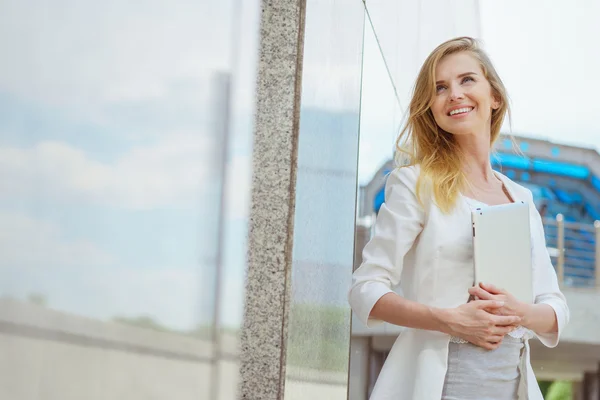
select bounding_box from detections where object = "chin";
[443,122,482,137]
[442,127,471,136]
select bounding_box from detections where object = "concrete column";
[238,1,307,399]
[348,337,370,400]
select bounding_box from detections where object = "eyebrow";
[436,72,478,85]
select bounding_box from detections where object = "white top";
[348,165,569,400]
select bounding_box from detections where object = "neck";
[455,131,496,184]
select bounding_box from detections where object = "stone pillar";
[238,1,307,399]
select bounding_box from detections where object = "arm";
[348,167,424,327]
[369,292,447,332]
[471,283,558,334]
[521,303,558,334]
[370,292,517,337]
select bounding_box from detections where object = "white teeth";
[449,107,473,116]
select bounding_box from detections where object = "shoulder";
[386,164,421,188]
[385,165,431,212]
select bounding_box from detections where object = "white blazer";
[349,165,569,400]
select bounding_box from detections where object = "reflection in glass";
[284,1,365,399]
[0,1,258,399]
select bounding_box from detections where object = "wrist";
[431,307,453,335]
[520,303,535,327]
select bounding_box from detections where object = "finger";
[469,286,494,300]
[482,340,502,351]
[494,326,514,336]
[475,300,505,310]
[480,282,505,295]
[488,341,502,350]
[491,314,521,326]
[480,307,502,315]
[488,334,505,342]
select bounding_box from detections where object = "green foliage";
[286,303,350,372]
[27,293,48,306]
[113,315,174,333]
[546,380,572,400]
[538,380,552,397]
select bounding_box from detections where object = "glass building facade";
[0,1,259,399]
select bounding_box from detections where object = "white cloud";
[0,132,253,219]
[0,211,113,270]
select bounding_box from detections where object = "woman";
[349,37,569,400]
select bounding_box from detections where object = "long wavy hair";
[395,37,511,213]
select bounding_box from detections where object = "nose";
[449,84,464,102]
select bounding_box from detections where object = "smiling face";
[430,51,500,138]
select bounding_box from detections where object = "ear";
[491,93,502,110]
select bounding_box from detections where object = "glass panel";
[349,18,404,400]
[284,1,365,399]
[0,1,258,399]
[350,2,482,398]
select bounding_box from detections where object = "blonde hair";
[395,37,511,213]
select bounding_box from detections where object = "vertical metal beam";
[557,214,565,285]
[595,221,600,288]
[209,72,232,400]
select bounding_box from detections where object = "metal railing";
[543,214,600,288]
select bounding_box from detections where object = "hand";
[440,300,522,350]
[469,283,531,321]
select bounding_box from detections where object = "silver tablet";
[471,201,534,304]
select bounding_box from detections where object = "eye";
[436,84,446,93]
[462,76,475,84]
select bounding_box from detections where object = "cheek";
[475,99,493,120]
[431,100,446,123]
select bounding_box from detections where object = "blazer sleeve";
[348,166,425,328]
[530,194,570,347]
